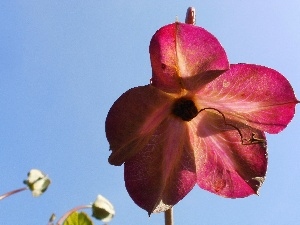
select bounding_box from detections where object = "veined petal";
[105,85,174,165]
[124,117,196,214]
[195,64,299,133]
[150,22,229,93]
[189,111,267,198]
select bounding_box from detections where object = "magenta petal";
[150,22,229,93]
[105,85,173,165]
[125,118,196,214]
[195,64,299,133]
[189,111,267,198]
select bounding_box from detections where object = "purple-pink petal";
[105,85,173,165]
[125,117,197,214]
[188,111,267,197]
[150,22,229,93]
[195,64,299,134]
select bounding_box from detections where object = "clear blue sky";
[1,1,299,224]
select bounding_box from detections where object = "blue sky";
[0,1,299,224]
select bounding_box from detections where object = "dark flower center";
[172,98,198,121]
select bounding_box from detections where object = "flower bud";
[92,195,115,223]
[23,169,51,197]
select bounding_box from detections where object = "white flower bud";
[92,195,115,223]
[23,169,51,197]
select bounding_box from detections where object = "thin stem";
[56,204,92,225]
[0,187,28,200]
[164,208,173,225]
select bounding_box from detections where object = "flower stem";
[164,208,174,225]
[0,187,28,200]
[56,204,92,225]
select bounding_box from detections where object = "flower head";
[23,169,51,197]
[106,21,298,214]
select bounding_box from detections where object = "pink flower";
[105,22,299,214]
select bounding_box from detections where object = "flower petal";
[105,85,173,165]
[195,64,299,133]
[124,117,196,214]
[150,22,229,93]
[189,111,267,198]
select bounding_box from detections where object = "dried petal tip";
[23,169,51,197]
[185,7,196,25]
[92,195,115,223]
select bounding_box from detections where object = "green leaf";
[63,211,93,225]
